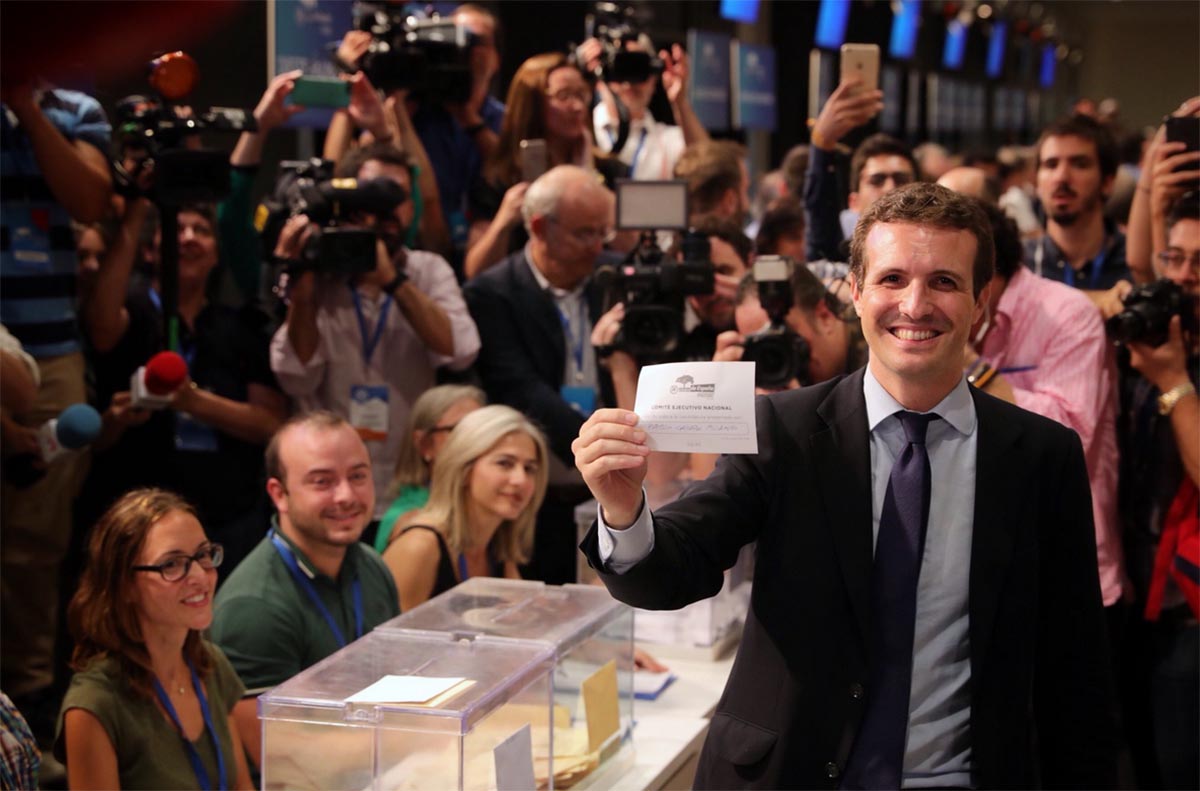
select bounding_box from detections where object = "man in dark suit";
[575,183,1117,789]
[465,165,618,583]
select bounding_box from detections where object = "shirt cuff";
[596,490,655,574]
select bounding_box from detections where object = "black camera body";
[741,256,812,390]
[352,2,475,101]
[597,232,715,360]
[114,95,255,204]
[1106,279,1199,347]
[257,158,408,276]
[585,2,664,83]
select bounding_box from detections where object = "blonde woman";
[375,385,486,554]
[382,405,548,611]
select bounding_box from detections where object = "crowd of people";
[0,3,1196,789]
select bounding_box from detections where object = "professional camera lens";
[1105,280,1185,347]
[742,327,811,390]
[621,305,682,359]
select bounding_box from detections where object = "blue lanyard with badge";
[151,661,228,790]
[557,296,596,416]
[149,289,221,452]
[348,286,392,442]
[270,530,363,647]
[607,127,649,178]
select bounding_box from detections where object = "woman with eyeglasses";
[55,489,252,790]
[464,52,625,279]
[382,405,549,611]
[374,384,486,554]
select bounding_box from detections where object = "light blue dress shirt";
[599,368,978,787]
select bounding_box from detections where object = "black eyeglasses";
[133,544,224,582]
[863,171,915,189]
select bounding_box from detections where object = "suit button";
[826,762,839,779]
[850,682,864,699]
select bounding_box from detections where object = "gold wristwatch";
[1157,382,1196,416]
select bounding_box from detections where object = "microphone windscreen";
[144,351,188,395]
[55,404,102,449]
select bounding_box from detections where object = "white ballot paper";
[634,362,758,454]
[345,675,465,704]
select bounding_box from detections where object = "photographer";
[464,165,620,583]
[1116,195,1199,791]
[270,142,480,529]
[581,32,709,181]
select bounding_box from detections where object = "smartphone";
[289,76,351,109]
[840,43,880,95]
[519,139,548,182]
[1165,115,1200,172]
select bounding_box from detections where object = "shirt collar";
[863,365,977,438]
[994,264,1032,321]
[270,517,355,584]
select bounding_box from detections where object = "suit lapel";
[511,252,566,376]
[811,369,875,653]
[967,390,1024,677]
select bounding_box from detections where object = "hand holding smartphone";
[1165,115,1200,172]
[288,76,351,109]
[840,43,880,96]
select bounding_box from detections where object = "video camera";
[741,256,812,390]
[584,2,664,84]
[349,1,475,101]
[113,52,255,204]
[1106,279,1199,347]
[256,158,408,276]
[595,181,714,361]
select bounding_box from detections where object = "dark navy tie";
[843,410,937,790]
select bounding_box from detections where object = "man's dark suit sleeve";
[803,146,847,262]
[464,280,584,465]
[1034,428,1119,788]
[580,395,781,610]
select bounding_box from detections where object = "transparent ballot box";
[379,578,635,788]
[258,631,555,791]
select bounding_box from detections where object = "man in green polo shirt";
[211,411,399,767]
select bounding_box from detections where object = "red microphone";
[129,351,189,409]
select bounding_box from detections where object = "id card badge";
[9,215,52,273]
[561,385,597,417]
[174,412,220,452]
[448,209,469,251]
[349,384,389,442]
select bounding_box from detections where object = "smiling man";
[211,411,399,767]
[574,183,1117,789]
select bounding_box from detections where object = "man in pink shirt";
[965,202,1125,609]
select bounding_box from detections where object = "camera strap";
[349,285,393,366]
[606,126,649,177]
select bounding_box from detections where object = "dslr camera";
[256,158,408,276]
[114,52,255,204]
[584,1,664,84]
[1106,279,1199,347]
[350,1,476,101]
[741,256,812,390]
[595,180,714,361]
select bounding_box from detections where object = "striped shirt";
[1,89,111,358]
[981,265,1124,605]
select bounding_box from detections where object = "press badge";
[561,385,596,417]
[350,384,389,442]
[9,221,51,271]
[174,412,219,452]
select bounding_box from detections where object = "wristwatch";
[383,271,409,294]
[1157,382,1196,416]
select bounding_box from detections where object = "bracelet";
[383,270,409,293]
[810,127,833,151]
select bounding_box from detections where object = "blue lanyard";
[998,365,1038,374]
[556,296,586,380]
[149,287,197,367]
[1062,243,1109,289]
[607,126,649,177]
[349,286,392,366]
[457,553,469,583]
[270,531,363,648]
[151,661,228,791]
